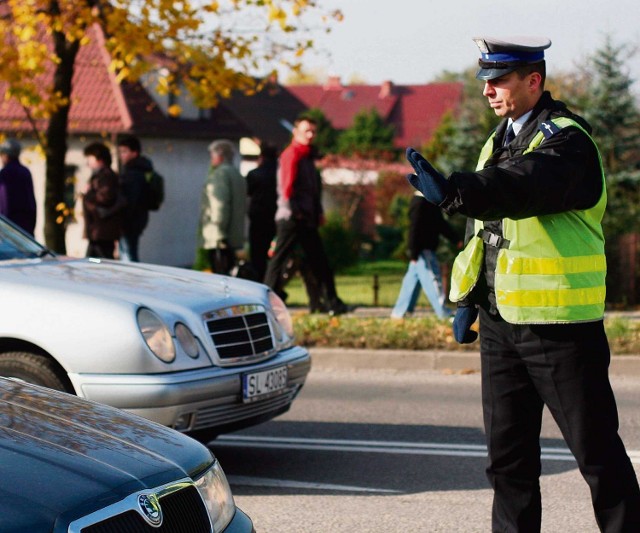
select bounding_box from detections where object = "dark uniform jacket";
[441,91,603,313]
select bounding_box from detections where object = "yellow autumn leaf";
[167,104,182,117]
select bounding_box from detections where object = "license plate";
[242,366,288,402]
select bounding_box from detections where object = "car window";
[0,216,50,261]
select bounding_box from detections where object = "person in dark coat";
[82,142,124,259]
[0,138,36,235]
[246,143,278,281]
[405,35,640,531]
[116,135,153,262]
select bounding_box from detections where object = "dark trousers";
[479,308,640,532]
[249,216,276,282]
[86,240,115,259]
[264,219,340,310]
[207,247,236,276]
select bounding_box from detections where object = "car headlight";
[194,460,236,533]
[137,308,176,363]
[268,291,294,339]
[175,323,200,358]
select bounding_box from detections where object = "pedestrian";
[82,142,124,259]
[199,139,246,275]
[246,142,278,281]
[391,191,461,320]
[0,138,36,235]
[116,135,153,262]
[264,115,348,315]
[405,36,640,532]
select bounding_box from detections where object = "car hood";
[0,378,214,531]
[0,257,266,311]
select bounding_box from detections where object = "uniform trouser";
[264,219,340,309]
[479,308,640,533]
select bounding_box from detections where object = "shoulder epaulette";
[539,121,561,139]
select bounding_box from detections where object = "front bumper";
[68,346,311,432]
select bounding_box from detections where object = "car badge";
[138,493,163,527]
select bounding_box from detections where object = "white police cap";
[473,36,551,80]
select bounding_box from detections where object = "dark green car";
[0,377,254,532]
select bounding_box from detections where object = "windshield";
[0,217,51,261]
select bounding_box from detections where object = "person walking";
[116,135,154,262]
[82,142,124,259]
[391,191,461,319]
[246,143,278,281]
[0,138,36,235]
[405,36,640,532]
[199,139,246,275]
[264,115,348,315]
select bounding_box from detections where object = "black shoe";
[328,301,351,316]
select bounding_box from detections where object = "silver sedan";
[0,216,310,442]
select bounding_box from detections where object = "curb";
[308,348,640,376]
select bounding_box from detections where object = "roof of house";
[287,77,463,148]
[0,25,293,143]
[0,26,461,150]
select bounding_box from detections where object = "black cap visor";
[476,59,544,80]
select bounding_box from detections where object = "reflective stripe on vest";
[449,117,607,324]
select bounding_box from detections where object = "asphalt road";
[209,355,640,532]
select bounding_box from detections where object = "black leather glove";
[453,305,479,344]
[405,147,450,205]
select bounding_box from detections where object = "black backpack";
[143,170,165,211]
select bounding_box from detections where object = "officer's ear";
[528,72,542,92]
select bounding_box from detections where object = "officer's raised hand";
[453,305,479,344]
[406,147,451,205]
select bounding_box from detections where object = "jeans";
[119,233,140,262]
[391,250,450,319]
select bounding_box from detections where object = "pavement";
[299,306,640,377]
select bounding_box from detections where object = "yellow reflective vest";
[449,117,607,324]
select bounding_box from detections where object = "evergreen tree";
[337,108,396,158]
[582,36,640,174]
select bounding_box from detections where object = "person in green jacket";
[199,139,247,275]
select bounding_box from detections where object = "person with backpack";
[116,135,161,262]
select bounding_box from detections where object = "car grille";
[205,305,274,360]
[72,483,211,533]
[191,386,299,431]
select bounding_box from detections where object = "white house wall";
[26,137,215,268]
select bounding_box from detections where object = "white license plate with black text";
[242,366,288,402]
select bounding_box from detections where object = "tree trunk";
[43,31,80,253]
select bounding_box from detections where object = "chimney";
[324,75,342,91]
[379,80,393,98]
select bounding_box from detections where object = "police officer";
[406,36,640,532]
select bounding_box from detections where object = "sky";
[292,0,640,89]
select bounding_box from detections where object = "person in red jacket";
[264,115,348,315]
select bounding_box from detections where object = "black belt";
[477,229,510,249]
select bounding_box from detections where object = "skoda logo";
[138,493,163,527]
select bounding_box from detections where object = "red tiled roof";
[0,25,131,134]
[286,79,463,148]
